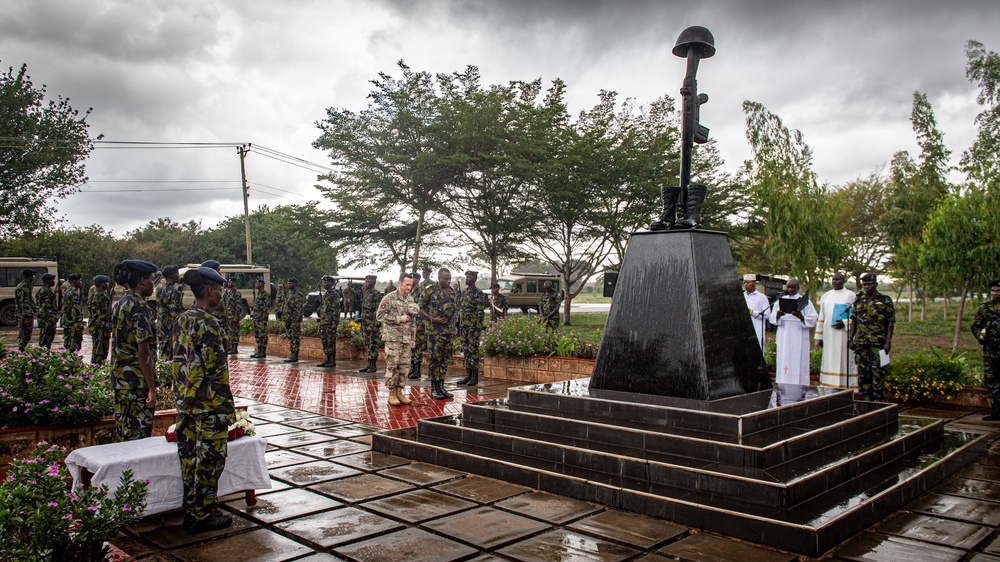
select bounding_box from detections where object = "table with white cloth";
[65,435,270,516]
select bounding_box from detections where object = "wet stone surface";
[567,509,688,549]
[876,512,992,550]
[332,451,410,472]
[657,533,798,562]
[225,487,342,523]
[310,473,415,503]
[432,475,531,503]
[332,527,477,562]
[265,449,316,469]
[377,462,466,486]
[269,460,362,485]
[495,491,602,524]
[906,492,1000,526]
[361,488,476,523]
[831,532,966,562]
[171,527,315,562]
[275,507,404,548]
[293,439,371,459]
[934,477,1000,503]
[281,416,351,430]
[496,528,639,561]
[251,422,302,438]
[422,506,551,549]
[264,431,337,449]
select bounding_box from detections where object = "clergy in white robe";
[815,273,856,388]
[767,278,818,386]
[743,274,770,351]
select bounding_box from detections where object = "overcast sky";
[2,0,998,269]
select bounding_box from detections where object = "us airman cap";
[67,273,82,281]
[860,272,877,282]
[465,271,478,277]
[322,275,335,283]
[21,268,35,277]
[122,259,158,273]
[287,277,299,283]
[989,279,1000,288]
[743,274,756,281]
[161,265,179,276]
[41,273,55,281]
[192,267,226,285]
[93,275,109,283]
[200,260,222,270]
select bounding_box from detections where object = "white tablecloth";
[65,435,271,516]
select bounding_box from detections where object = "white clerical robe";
[815,288,856,388]
[744,290,770,351]
[768,294,818,386]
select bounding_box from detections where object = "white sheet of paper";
[879,349,890,367]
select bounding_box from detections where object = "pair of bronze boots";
[649,185,706,231]
[387,387,412,406]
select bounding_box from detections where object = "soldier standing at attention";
[36,273,58,350]
[156,266,184,359]
[15,268,35,351]
[274,283,285,322]
[341,282,354,321]
[171,266,235,534]
[249,278,271,359]
[418,268,458,400]
[539,280,562,331]
[457,271,489,386]
[110,260,158,442]
[972,279,1000,421]
[62,274,85,352]
[357,275,383,373]
[848,273,894,402]
[489,283,509,323]
[408,267,435,380]
[88,275,113,365]
[376,273,419,406]
[200,261,227,349]
[222,277,242,354]
[282,277,305,363]
[317,276,342,367]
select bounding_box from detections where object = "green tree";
[830,171,891,284]
[0,225,126,283]
[124,218,205,269]
[962,40,1000,191]
[0,63,97,237]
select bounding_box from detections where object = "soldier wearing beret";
[14,269,35,351]
[972,279,1000,421]
[222,276,243,354]
[317,275,342,367]
[36,273,58,350]
[281,277,306,362]
[376,273,420,406]
[357,275,383,373]
[539,280,562,331]
[88,275,113,365]
[456,271,489,386]
[408,267,435,381]
[418,268,458,399]
[61,273,85,352]
[200,261,228,350]
[156,266,185,361]
[110,259,159,441]
[489,283,509,323]
[249,278,271,358]
[848,273,894,402]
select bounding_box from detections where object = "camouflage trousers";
[38,320,56,350]
[320,323,338,356]
[854,345,886,402]
[459,327,482,371]
[426,331,453,382]
[17,317,32,351]
[361,322,380,362]
[113,388,153,442]
[543,315,558,331]
[285,319,301,355]
[157,331,173,361]
[175,412,229,523]
[983,350,1000,413]
[65,322,84,352]
[385,341,413,389]
[253,317,268,351]
[227,321,240,351]
[410,327,427,370]
[90,329,110,365]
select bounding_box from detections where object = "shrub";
[0,442,148,561]
[239,318,253,335]
[884,348,973,402]
[337,321,360,339]
[0,347,113,429]
[301,319,319,338]
[482,316,551,358]
[551,331,601,359]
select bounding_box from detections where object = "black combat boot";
[408,365,421,380]
[327,351,336,368]
[430,380,448,400]
[187,511,233,535]
[440,380,454,398]
[317,354,330,367]
[258,348,267,359]
[456,368,473,385]
[674,184,706,230]
[466,368,479,387]
[284,354,299,363]
[648,186,680,231]
[249,349,259,359]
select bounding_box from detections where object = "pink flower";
[48,501,58,507]
[87,505,98,511]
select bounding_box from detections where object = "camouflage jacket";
[360,287,383,326]
[170,305,236,418]
[110,290,155,392]
[850,290,894,347]
[319,289,342,325]
[376,291,420,342]
[61,287,84,327]
[274,290,286,314]
[223,287,243,322]
[539,291,562,319]
[35,285,58,324]
[15,280,34,319]
[457,286,489,330]
[88,288,112,332]
[418,283,457,335]
[972,301,1000,356]
[283,288,305,322]
[251,289,272,322]
[156,282,185,336]
[489,293,509,320]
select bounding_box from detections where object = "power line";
[86,180,236,184]
[248,181,313,197]
[77,187,241,193]
[251,149,333,174]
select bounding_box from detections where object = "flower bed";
[0,347,112,429]
[482,316,601,359]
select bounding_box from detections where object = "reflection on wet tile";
[281,416,351,430]
[252,409,320,423]
[276,507,403,548]
[265,450,316,469]
[908,493,1000,526]
[378,462,465,486]
[433,475,531,504]
[333,527,476,562]
[568,509,687,549]
[832,532,964,562]
[172,528,315,562]
[495,491,602,524]
[265,431,337,449]
[959,464,1000,482]
[311,473,415,503]
[658,533,797,562]
[362,489,476,523]
[332,451,410,472]
[935,478,1000,503]
[497,529,638,562]
[423,506,551,549]
[293,439,371,459]
[270,460,362,485]
[140,513,258,550]
[225,488,341,523]
[877,512,991,550]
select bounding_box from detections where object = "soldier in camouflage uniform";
[376,274,420,406]
[456,271,489,386]
[341,283,354,321]
[156,266,185,359]
[317,276,342,367]
[110,260,159,442]
[222,277,243,354]
[61,274,85,352]
[171,266,235,534]
[14,269,35,351]
[88,275,113,365]
[281,278,306,362]
[36,273,59,350]
[249,278,271,358]
[972,279,1000,421]
[274,283,285,322]
[200,261,227,352]
[418,268,458,400]
[539,280,562,331]
[409,268,435,380]
[489,283,509,323]
[848,273,894,402]
[357,275,383,373]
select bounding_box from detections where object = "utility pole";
[238,144,253,264]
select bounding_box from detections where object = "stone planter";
[242,334,465,372]
[482,355,595,383]
[887,387,990,409]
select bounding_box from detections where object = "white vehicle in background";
[180,263,272,318]
[0,257,59,326]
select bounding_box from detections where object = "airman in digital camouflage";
[456,271,489,387]
[249,278,271,358]
[156,266,185,359]
[110,260,158,442]
[408,267,434,381]
[36,273,58,350]
[88,275,113,365]
[848,273,894,402]
[171,266,235,535]
[200,261,227,351]
[418,268,457,400]
[539,280,562,331]
[282,277,305,362]
[376,273,420,406]
[61,273,85,352]
[274,283,285,322]
[489,283,509,323]
[222,277,243,354]
[341,283,354,321]
[317,276,342,367]
[14,269,35,351]
[972,279,1000,421]
[357,275,383,373]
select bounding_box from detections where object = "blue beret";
[287,277,299,283]
[195,267,226,285]
[860,272,877,282]
[200,260,221,270]
[67,273,82,281]
[41,273,55,280]
[93,275,109,283]
[161,265,179,276]
[22,268,35,277]
[122,259,158,273]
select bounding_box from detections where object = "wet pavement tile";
[422,506,551,549]
[295,554,349,562]
[247,403,291,414]
[225,488,342,523]
[350,435,374,445]
[252,422,306,438]
[332,451,410,472]
[265,449,317,469]
[172,527,315,562]
[376,462,466,486]
[986,535,1000,556]
[960,463,1000,482]
[968,554,1000,562]
[935,477,1000,503]
[293,439,371,459]
[831,532,965,562]
[362,488,476,523]
[901,406,974,420]
[265,431,338,449]
[317,425,383,439]
[140,512,258,549]
[275,506,404,548]
[495,491,602,524]
[658,533,797,562]
[280,416,352,430]
[567,509,688,549]
[876,512,992,550]
[496,528,639,562]
[256,477,292,495]
[252,409,321,423]
[332,527,477,562]
[432,475,531,504]
[269,460,362,485]
[310,473,416,503]
[907,492,1000,526]
[109,532,153,559]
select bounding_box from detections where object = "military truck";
[496,272,561,313]
[0,257,59,326]
[181,263,271,318]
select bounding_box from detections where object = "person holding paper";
[971,279,1000,421]
[815,273,856,388]
[743,274,769,351]
[768,278,818,386]
[848,273,894,401]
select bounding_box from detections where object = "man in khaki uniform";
[376,273,420,407]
